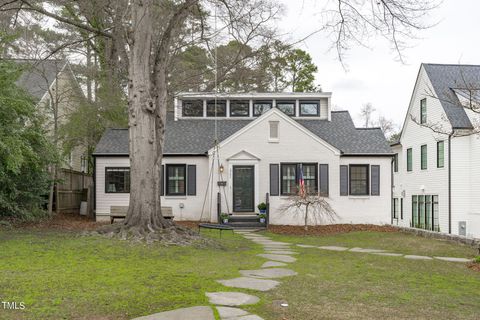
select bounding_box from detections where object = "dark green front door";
[233,165,254,212]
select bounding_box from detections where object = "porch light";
[219,164,224,173]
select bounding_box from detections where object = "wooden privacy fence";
[56,169,93,214]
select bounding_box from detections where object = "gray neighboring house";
[93,92,392,225]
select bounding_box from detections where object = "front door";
[233,165,255,212]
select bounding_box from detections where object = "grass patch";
[0,229,261,320]
[247,231,480,320]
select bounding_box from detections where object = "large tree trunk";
[122,0,170,232]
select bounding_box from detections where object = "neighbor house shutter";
[160,165,164,196]
[270,164,279,196]
[187,165,197,196]
[340,165,348,196]
[371,165,380,196]
[319,164,329,197]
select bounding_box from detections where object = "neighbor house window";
[393,153,398,172]
[299,101,319,116]
[280,163,318,195]
[253,101,272,116]
[393,198,399,219]
[206,100,226,117]
[276,101,295,116]
[230,100,250,117]
[421,144,427,170]
[437,141,444,168]
[166,164,186,196]
[420,98,427,124]
[412,194,439,231]
[105,167,130,193]
[407,148,412,171]
[182,100,203,117]
[349,165,369,196]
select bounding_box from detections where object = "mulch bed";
[467,262,480,272]
[10,212,105,231]
[267,224,399,236]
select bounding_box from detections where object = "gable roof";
[422,63,480,129]
[93,111,392,156]
[14,59,66,100]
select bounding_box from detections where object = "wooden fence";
[56,169,93,214]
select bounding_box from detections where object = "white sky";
[279,0,480,128]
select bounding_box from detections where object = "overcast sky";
[279,0,480,129]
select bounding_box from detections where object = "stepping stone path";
[217,277,280,291]
[318,246,349,251]
[404,255,433,260]
[240,268,298,278]
[206,292,260,306]
[434,256,473,263]
[132,306,215,320]
[261,261,287,268]
[257,253,297,263]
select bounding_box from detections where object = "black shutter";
[371,165,380,196]
[340,165,348,196]
[160,165,164,196]
[319,164,329,196]
[270,164,279,196]
[187,165,197,196]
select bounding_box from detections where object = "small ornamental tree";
[280,186,337,231]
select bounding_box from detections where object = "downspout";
[391,156,394,225]
[448,133,453,234]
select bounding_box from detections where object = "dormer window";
[300,101,319,116]
[253,101,272,116]
[182,100,203,117]
[276,101,295,116]
[230,100,250,117]
[206,100,226,117]
[420,98,427,124]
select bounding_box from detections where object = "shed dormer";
[174,92,332,121]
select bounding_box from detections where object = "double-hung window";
[407,148,412,171]
[349,165,369,196]
[420,98,427,124]
[437,141,444,168]
[166,164,186,196]
[421,145,427,170]
[280,163,317,195]
[105,167,130,193]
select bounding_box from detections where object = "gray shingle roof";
[422,63,480,129]
[14,59,66,100]
[94,111,392,156]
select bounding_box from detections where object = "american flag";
[298,164,306,197]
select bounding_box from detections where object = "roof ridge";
[423,62,480,68]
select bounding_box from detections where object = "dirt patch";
[467,262,480,272]
[175,221,202,230]
[267,224,398,236]
[10,212,107,231]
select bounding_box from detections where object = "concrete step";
[228,215,261,223]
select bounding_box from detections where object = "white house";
[392,63,480,238]
[93,92,393,226]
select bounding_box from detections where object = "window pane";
[206,100,226,117]
[106,168,130,193]
[277,101,295,116]
[437,141,444,168]
[407,148,412,171]
[230,100,249,116]
[433,195,439,231]
[253,101,272,116]
[393,198,398,219]
[394,153,398,172]
[167,165,186,195]
[412,195,418,227]
[300,102,319,116]
[302,164,317,194]
[421,145,427,170]
[349,165,368,195]
[418,195,425,229]
[281,164,297,195]
[182,100,203,117]
[269,121,279,139]
[420,99,427,124]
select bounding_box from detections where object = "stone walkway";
[298,244,473,263]
[133,230,298,320]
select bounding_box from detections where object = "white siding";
[95,156,211,222]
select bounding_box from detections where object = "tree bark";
[123,0,169,232]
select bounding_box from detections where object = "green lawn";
[0,228,479,320]
[0,229,262,320]
[247,232,480,320]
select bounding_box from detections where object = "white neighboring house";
[392,63,480,238]
[93,92,393,225]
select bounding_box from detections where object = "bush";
[474,256,480,264]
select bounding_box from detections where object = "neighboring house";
[93,92,393,224]
[15,59,87,173]
[392,63,480,238]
